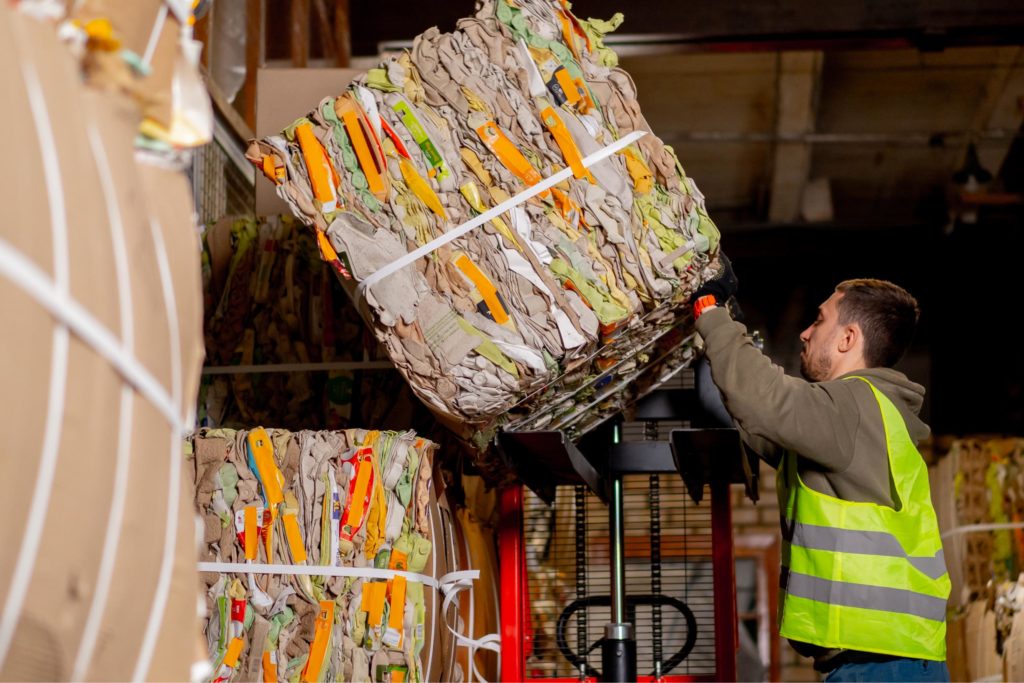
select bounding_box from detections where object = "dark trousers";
[823,658,950,682]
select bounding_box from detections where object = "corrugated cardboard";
[0,5,203,680]
[930,452,967,607]
[1004,611,1024,683]
[946,612,969,683]
[254,68,360,217]
[964,600,1003,682]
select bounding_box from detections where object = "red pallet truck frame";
[494,419,752,682]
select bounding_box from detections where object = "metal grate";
[190,118,255,225]
[524,474,716,679]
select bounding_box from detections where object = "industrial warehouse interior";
[1,1,1023,681]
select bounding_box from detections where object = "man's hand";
[693,252,738,303]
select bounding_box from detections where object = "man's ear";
[837,323,860,354]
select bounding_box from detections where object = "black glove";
[692,252,738,303]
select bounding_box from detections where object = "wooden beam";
[767,51,823,223]
[290,0,310,67]
[193,9,211,69]
[969,47,1024,178]
[311,0,337,64]
[334,0,351,68]
[202,67,255,142]
[242,0,261,131]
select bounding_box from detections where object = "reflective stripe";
[784,570,947,622]
[785,521,948,580]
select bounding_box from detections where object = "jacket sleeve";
[694,307,858,473]
[739,426,784,470]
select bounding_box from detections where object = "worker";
[691,256,950,683]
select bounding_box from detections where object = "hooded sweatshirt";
[695,307,932,670]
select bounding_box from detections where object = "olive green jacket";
[695,306,932,667]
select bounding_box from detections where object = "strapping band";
[197,561,478,596]
[354,130,646,299]
[0,238,183,432]
[940,521,1024,539]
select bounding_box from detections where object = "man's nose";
[799,326,811,344]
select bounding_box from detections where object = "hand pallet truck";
[494,387,757,682]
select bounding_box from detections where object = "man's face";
[799,292,844,381]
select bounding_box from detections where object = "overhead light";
[952,142,993,187]
[948,142,994,228]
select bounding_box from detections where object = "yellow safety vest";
[776,376,950,660]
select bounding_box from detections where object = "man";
[691,257,950,682]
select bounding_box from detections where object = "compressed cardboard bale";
[929,449,966,606]
[941,437,1024,604]
[945,612,968,683]
[191,427,477,683]
[0,4,204,681]
[1004,610,1024,683]
[247,0,720,462]
[964,599,1002,682]
[198,215,418,432]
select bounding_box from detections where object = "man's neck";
[827,357,868,381]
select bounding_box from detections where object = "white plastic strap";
[142,4,169,68]
[0,237,184,433]
[439,572,501,683]
[940,521,1024,540]
[196,561,480,596]
[355,130,646,298]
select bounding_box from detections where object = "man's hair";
[835,279,920,368]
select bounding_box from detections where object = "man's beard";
[800,347,832,382]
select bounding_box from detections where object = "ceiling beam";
[767,51,823,223]
[242,0,262,130]
[311,0,338,65]
[334,0,352,67]
[290,0,310,67]
[969,47,1024,179]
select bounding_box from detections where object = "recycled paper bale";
[938,438,1024,604]
[945,612,968,683]
[191,427,491,683]
[198,215,418,432]
[0,2,207,680]
[247,0,720,463]
[1004,609,1024,683]
[963,599,1002,682]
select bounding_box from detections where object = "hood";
[842,367,930,442]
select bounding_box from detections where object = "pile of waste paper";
[247,0,720,451]
[191,427,453,682]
